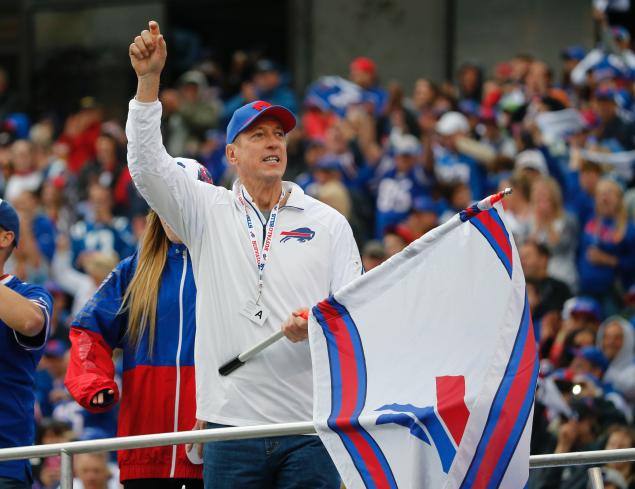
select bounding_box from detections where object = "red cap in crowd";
[350,57,377,76]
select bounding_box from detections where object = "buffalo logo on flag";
[309,190,538,489]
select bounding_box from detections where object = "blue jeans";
[203,423,340,489]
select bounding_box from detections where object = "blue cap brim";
[229,105,296,144]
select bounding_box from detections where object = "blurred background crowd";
[2,0,635,488]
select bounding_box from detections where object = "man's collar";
[232,179,305,212]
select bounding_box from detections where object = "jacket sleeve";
[329,213,363,294]
[64,257,133,413]
[52,249,92,296]
[570,49,603,86]
[126,98,223,250]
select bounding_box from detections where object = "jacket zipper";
[169,250,188,478]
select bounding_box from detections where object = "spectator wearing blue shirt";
[565,159,603,230]
[433,111,486,200]
[375,134,429,239]
[12,189,56,263]
[70,184,135,268]
[579,177,635,314]
[348,57,388,116]
[0,199,52,489]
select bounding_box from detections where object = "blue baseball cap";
[226,100,296,144]
[612,26,630,42]
[0,199,19,246]
[574,346,609,372]
[314,155,342,172]
[561,45,586,61]
[563,296,602,321]
[411,195,439,214]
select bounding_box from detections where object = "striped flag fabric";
[309,191,538,489]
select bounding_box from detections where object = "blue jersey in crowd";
[70,217,136,265]
[433,146,486,200]
[374,167,429,239]
[579,217,635,296]
[0,274,52,483]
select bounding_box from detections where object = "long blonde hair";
[121,210,169,353]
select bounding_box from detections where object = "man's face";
[394,154,416,173]
[602,322,624,361]
[595,180,622,217]
[570,356,593,376]
[579,167,601,194]
[75,454,110,489]
[89,185,113,214]
[0,225,16,261]
[227,117,287,184]
[180,83,199,103]
[593,98,617,121]
[349,68,374,89]
[520,243,546,279]
[10,140,33,173]
[95,136,116,165]
[254,71,280,92]
[412,211,437,235]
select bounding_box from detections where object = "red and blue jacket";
[65,243,201,481]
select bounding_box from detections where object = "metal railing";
[1,421,633,488]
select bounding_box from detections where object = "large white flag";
[309,191,538,489]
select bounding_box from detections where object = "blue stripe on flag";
[459,296,531,488]
[469,213,513,278]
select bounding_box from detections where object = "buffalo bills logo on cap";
[252,101,272,111]
[280,227,315,243]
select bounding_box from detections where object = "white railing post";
[587,467,604,489]
[60,449,73,489]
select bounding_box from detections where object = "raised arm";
[126,21,214,248]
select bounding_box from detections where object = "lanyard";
[238,187,285,304]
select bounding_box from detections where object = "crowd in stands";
[1,6,635,488]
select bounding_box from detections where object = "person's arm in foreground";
[126,20,213,248]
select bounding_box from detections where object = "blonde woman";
[528,175,579,291]
[65,159,212,489]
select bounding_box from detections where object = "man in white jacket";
[126,21,361,489]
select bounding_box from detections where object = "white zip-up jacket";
[126,99,362,425]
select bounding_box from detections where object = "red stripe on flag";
[319,301,359,416]
[436,376,470,446]
[475,211,512,265]
[318,301,394,489]
[469,325,537,488]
